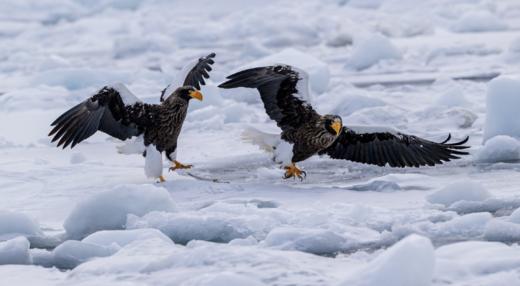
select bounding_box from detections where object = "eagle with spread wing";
[219,65,469,180]
[49,53,216,182]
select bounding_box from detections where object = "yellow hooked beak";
[189,90,203,101]
[331,121,342,135]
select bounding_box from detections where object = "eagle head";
[164,86,203,103]
[322,115,343,136]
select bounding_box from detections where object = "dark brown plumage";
[49,52,216,181]
[49,85,199,156]
[219,65,469,179]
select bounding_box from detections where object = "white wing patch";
[110,83,141,105]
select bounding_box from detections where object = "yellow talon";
[169,160,193,172]
[283,163,306,181]
[159,175,166,183]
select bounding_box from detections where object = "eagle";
[49,53,216,182]
[219,65,469,180]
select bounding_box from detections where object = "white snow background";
[1,0,520,285]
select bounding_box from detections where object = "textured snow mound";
[127,209,277,244]
[505,37,520,61]
[476,135,520,163]
[0,237,32,265]
[51,229,173,269]
[0,211,42,240]
[52,240,116,269]
[452,11,508,33]
[72,237,175,275]
[30,249,54,268]
[508,207,520,224]
[484,220,520,242]
[64,185,175,239]
[483,207,520,242]
[32,68,131,90]
[483,76,520,142]
[82,228,172,248]
[510,37,520,54]
[0,86,69,112]
[338,234,434,286]
[434,78,470,108]
[347,0,384,9]
[181,272,267,286]
[347,34,401,70]
[392,212,492,245]
[69,152,86,164]
[427,181,492,207]
[262,227,347,255]
[436,241,520,283]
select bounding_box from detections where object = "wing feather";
[49,86,144,148]
[219,65,320,133]
[320,128,469,167]
[160,53,216,101]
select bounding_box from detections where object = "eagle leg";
[159,175,166,183]
[283,163,306,181]
[169,160,193,172]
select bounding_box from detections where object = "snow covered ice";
[483,76,520,142]
[0,237,32,265]
[0,211,42,241]
[2,0,520,285]
[451,11,508,33]
[346,33,401,71]
[64,184,175,239]
[338,234,434,286]
[475,135,520,163]
[426,180,492,208]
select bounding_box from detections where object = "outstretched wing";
[319,127,470,167]
[218,65,320,132]
[49,85,147,149]
[160,52,216,101]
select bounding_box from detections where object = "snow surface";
[0,237,32,265]
[427,180,492,207]
[475,135,520,163]
[82,228,172,248]
[2,0,520,285]
[338,234,434,286]
[64,185,175,239]
[347,33,401,70]
[52,240,116,269]
[483,76,520,141]
[451,11,508,33]
[508,207,520,224]
[0,211,42,240]
[435,241,520,285]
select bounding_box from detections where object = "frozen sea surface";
[1,0,520,285]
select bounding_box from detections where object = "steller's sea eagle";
[219,64,469,180]
[49,53,216,182]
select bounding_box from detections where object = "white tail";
[241,127,280,153]
[242,126,293,165]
